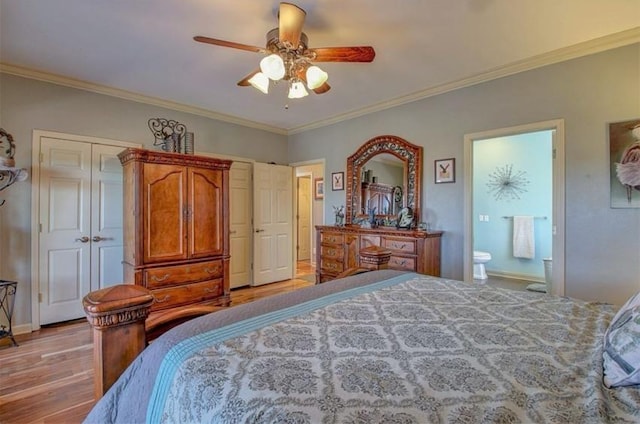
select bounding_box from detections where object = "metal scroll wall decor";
[148,118,194,154]
[0,128,28,206]
[486,164,529,201]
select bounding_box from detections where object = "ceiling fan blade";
[237,69,261,86]
[194,36,266,54]
[279,2,306,48]
[308,46,375,62]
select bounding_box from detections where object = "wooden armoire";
[118,148,232,320]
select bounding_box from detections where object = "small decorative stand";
[0,280,18,347]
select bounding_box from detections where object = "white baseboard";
[486,269,544,283]
[12,323,33,335]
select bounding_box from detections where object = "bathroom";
[473,130,553,288]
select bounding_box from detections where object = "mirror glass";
[360,153,406,216]
[346,135,423,226]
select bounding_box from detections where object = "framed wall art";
[435,158,455,183]
[610,119,640,208]
[331,172,344,191]
[314,178,324,200]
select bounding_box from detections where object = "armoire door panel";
[143,163,187,263]
[189,168,223,258]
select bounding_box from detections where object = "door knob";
[255,229,265,233]
[92,236,103,242]
[75,236,90,243]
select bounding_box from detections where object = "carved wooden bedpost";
[358,246,392,270]
[83,285,154,399]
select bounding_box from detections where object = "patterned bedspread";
[85,271,640,423]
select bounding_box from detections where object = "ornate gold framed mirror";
[345,135,423,225]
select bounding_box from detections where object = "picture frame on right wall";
[610,119,640,208]
[435,158,455,183]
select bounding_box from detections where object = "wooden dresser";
[119,148,232,317]
[316,225,443,283]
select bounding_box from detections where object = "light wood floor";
[0,264,315,424]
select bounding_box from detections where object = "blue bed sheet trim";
[146,272,416,423]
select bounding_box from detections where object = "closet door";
[38,138,128,324]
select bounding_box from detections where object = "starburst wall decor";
[487,164,529,201]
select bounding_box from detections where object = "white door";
[252,162,293,286]
[229,161,252,289]
[38,138,126,324]
[297,176,311,261]
[90,145,125,291]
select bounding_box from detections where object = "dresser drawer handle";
[151,274,170,282]
[155,295,170,303]
[204,287,218,293]
[204,267,219,274]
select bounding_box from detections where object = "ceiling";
[1,1,639,134]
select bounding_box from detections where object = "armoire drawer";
[145,260,223,289]
[150,279,223,311]
[388,255,417,271]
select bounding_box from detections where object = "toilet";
[473,250,492,280]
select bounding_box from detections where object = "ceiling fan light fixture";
[306,65,328,90]
[288,80,308,99]
[260,54,285,80]
[248,72,269,94]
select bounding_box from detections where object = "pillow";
[603,291,640,388]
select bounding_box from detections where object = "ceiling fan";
[194,2,375,99]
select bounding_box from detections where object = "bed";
[83,270,640,423]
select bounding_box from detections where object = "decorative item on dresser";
[315,225,442,283]
[118,148,232,335]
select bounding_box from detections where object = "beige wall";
[289,43,640,305]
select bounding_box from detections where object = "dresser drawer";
[150,279,223,311]
[388,255,417,271]
[320,244,344,260]
[321,232,344,244]
[383,237,417,254]
[321,258,344,274]
[145,260,223,289]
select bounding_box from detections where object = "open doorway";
[293,162,324,282]
[464,120,565,295]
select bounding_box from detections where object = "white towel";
[513,216,535,259]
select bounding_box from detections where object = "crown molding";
[287,27,640,134]
[2,27,638,136]
[0,63,287,135]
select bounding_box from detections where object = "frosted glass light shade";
[288,81,308,99]
[248,72,269,94]
[306,66,328,89]
[260,54,285,80]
